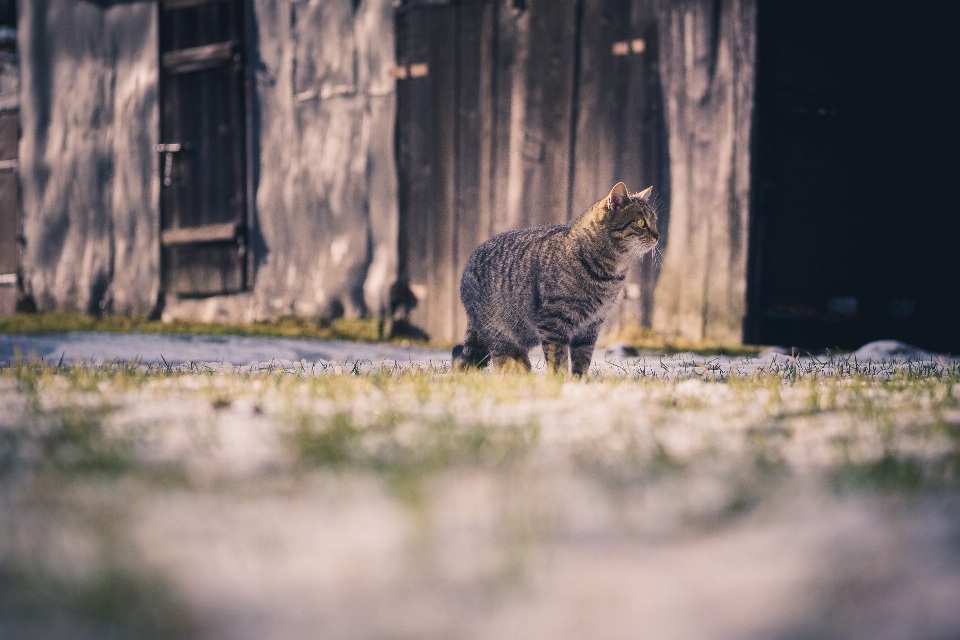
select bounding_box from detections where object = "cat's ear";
[634,186,653,201]
[606,182,630,211]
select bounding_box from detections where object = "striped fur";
[452,183,659,376]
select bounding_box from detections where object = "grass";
[3,353,957,495]
[2,353,959,635]
[0,561,200,640]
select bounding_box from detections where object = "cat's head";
[598,182,660,254]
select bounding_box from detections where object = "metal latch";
[389,63,429,80]
[612,39,646,56]
[155,143,187,186]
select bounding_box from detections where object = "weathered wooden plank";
[452,2,496,341]
[500,6,529,234]
[651,0,757,344]
[160,1,242,57]
[570,0,630,338]
[570,0,631,218]
[161,222,237,245]
[518,0,579,228]
[477,1,497,241]
[395,6,434,333]
[0,128,17,313]
[425,6,458,341]
[162,0,235,11]
[290,0,357,100]
[0,110,16,161]
[0,171,18,276]
[163,243,243,296]
[490,2,519,236]
[161,41,236,73]
[568,0,662,334]
[621,0,662,328]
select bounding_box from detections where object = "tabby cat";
[452,182,659,376]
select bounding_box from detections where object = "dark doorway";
[749,1,960,352]
[158,0,250,296]
[394,0,503,341]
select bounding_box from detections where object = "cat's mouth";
[628,239,658,257]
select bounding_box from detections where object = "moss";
[602,322,765,357]
[292,412,360,469]
[0,311,432,345]
[291,411,535,475]
[0,562,199,640]
[38,406,133,475]
[831,450,960,494]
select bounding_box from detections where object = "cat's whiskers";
[652,245,664,269]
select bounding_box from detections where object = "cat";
[452,182,659,376]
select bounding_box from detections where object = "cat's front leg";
[490,342,532,373]
[570,322,601,377]
[492,351,532,373]
[541,340,570,375]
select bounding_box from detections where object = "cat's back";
[466,224,568,270]
[460,223,568,306]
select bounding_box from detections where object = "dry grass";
[2,356,959,638]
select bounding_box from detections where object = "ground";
[1,333,960,639]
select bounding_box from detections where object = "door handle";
[155,143,189,187]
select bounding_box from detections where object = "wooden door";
[159,0,249,296]
[0,108,18,316]
[395,0,499,342]
[750,1,960,352]
[395,0,662,342]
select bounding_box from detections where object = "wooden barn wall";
[397,0,666,343]
[18,0,161,316]
[17,0,398,323]
[651,0,756,343]
[15,0,755,341]
[132,0,401,323]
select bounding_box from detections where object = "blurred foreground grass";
[2,357,960,638]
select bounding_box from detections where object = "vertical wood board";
[519,0,580,228]
[395,7,434,331]
[651,0,756,343]
[425,6,458,341]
